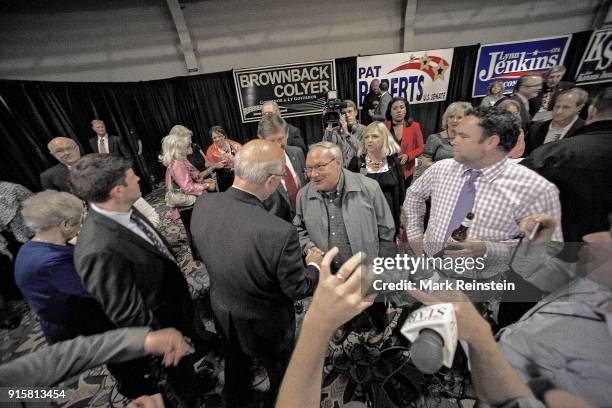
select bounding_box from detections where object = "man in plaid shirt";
[402,107,562,313]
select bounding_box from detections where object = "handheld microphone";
[400,303,458,374]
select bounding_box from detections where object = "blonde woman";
[421,101,472,168]
[161,134,215,261]
[348,121,405,238]
[480,80,505,107]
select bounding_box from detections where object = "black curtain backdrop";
[0,32,605,192]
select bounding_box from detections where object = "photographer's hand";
[339,114,349,135]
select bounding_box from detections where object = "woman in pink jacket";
[160,134,215,262]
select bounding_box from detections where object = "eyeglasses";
[304,158,335,177]
[51,145,77,155]
[268,171,286,178]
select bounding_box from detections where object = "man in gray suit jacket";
[258,114,307,222]
[370,81,392,122]
[0,327,193,387]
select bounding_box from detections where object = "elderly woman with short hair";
[421,101,472,168]
[161,133,215,261]
[348,121,405,239]
[14,191,112,344]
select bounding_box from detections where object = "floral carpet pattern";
[1,181,472,408]
[0,187,221,408]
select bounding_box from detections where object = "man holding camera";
[322,99,366,167]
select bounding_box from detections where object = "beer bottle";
[449,212,474,242]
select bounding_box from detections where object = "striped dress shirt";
[402,157,562,278]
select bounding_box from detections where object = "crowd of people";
[0,65,611,408]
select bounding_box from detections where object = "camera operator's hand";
[338,113,349,135]
[519,213,557,244]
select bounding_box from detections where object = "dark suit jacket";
[525,117,584,156]
[372,92,392,122]
[361,90,380,124]
[510,94,532,129]
[74,208,196,336]
[88,135,133,162]
[522,120,612,242]
[263,145,307,222]
[40,163,71,192]
[287,124,307,154]
[191,187,318,357]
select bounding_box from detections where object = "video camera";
[322,90,343,126]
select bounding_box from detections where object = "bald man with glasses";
[40,137,82,192]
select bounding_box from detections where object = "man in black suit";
[497,74,543,130]
[525,88,586,155]
[361,78,380,125]
[191,140,320,407]
[522,86,612,244]
[70,154,209,407]
[261,101,307,154]
[258,114,307,222]
[88,119,133,162]
[40,137,81,191]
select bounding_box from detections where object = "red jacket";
[385,120,424,178]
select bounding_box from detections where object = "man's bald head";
[234,139,285,185]
[48,137,80,166]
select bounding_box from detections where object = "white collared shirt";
[90,202,161,247]
[543,116,579,144]
[97,134,109,153]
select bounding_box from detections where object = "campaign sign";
[472,35,571,97]
[357,48,454,108]
[576,28,612,85]
[233,60,336,123]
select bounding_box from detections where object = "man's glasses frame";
[304,158,335,177]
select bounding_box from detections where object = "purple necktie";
[443,169,481,242]
[130,213,176,262]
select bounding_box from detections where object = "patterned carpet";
[1,181,473,408]
[0,187,222,408]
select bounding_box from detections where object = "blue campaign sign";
[472,35,571,97]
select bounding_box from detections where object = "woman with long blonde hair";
[348,121,405,238]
